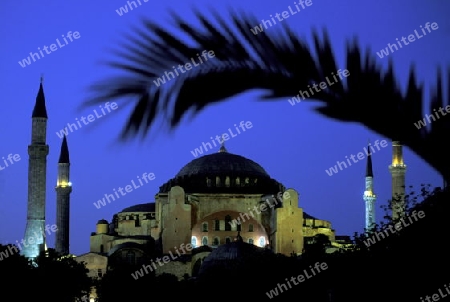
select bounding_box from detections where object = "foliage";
[84,8,450,182]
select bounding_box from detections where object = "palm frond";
[84,8,449,182]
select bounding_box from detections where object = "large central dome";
[159,147,284,194]
[175,151,270,179]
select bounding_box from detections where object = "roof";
[58,136,70,163]
[175,151,270,179]
[32,81,48,118]
[159,150,284,194]
[120,203,155,213]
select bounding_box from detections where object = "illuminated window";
[216,176,221,187]
[191,236,197,248]
[225,176,230,187]
[259,237,266,247]
[202,222,208,232]
[236,177,240,186]
[248,238,254,245]
[248,224,254,232]
[98,269,103,278]
[206,177,211,187]
[202,236,208,246]
[225,215,231,231]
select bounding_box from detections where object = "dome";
[97,219,108,225]
[120,203,155,213]
[159,149,284,194]
[176,151,270,179]
[198,234,273,279]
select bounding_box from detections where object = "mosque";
[22,79,407,283]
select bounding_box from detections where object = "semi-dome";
[159,147,284,194]
[198,233,273,280]
[120,203,155,213]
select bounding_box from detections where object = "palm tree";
[83,9,450,183]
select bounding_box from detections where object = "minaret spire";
[363,142,376,231]
[389,140,407,220]
[23,78,50,258]
[55,135,72,255]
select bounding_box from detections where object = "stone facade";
[87,149,340,280]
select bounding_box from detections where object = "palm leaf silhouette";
[83,9,449,182]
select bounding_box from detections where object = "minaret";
[363,143,376,231]
[55,135,72,255]
[22,77,49,258]
[389,141,407,220]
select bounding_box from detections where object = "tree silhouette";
[83,8,450,182]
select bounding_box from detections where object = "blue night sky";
[0,0,448,256]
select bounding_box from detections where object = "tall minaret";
[389,141,407,220]
[363,143,376,231]
[22,77,49,258]
[55,135,72,255]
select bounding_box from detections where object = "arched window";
[225,237,231,244]
[248,238,254,245]
[237,223,241,231]
[248,224,254,232]
[225,215,231,231]
[213,237,219,246]
[191,236,197,248]
[215,220,220,231]
[236,177,240,186]
[202,236,208,246]
[202,222,208,232]
[100,244,104,254]
[216,176,221,187]
[225,176,230,187]
[258,236,266,247]
[206,177,211,187]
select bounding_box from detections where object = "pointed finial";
[40,74,44,84]
[218,134,227,153]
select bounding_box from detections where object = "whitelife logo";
[152,50,216,87]
[250,0,313,35]
[190,121,253,158]
[93,172,156,209]
[266,262,328,299]
[56,102,118,139]
[287,69,350,106]
[413,105,450,130]
[18,31,81,68]
[131,242,193,280]
[0,153,21,171]
[325,140,388,176]
[363,210,425,247]
[0,224,58,261]
[228,192,287,228]
[115,0,149,16]
[376,22,438,59]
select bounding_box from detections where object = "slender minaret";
[55,135,72,255]
[22,77,49,258]
[389,141,407,220]
[363,143,376,231]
